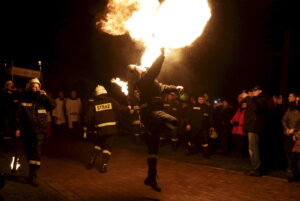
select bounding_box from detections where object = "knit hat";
[29,78,41,86]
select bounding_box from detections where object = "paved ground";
[1,136,299,201]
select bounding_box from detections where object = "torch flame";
[111,77,129,96]
[10,156,21,171]
[100,0,211,67]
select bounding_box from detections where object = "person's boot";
[99,152,110,173]
[27,165,39,187]
[202,148,210,159]
[144,158,161,192]
[186,146,197,156]
[0,173,5,189]
[171,139,179,150]
[86,149,99,170]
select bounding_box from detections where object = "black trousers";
[142,110,178,178]
[93,134,114,154]
[285,135,299,176]
[189,127,209,148]
[23,133,44,168]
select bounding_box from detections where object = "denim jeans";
[248,132,261,172]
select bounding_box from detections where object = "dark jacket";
[16,91,56,135]
[0,89,19,136]
[187,103,213,129]
[243,93,267,134]
[86,94,129,136]
[136,55,178,112]
[282,106,300,133]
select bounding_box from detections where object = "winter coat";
[243,93,267,134]
[231,108,246,135]
[282,107,300,133]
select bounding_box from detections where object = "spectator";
[242,86,267,177]
[65,90,82,133]
[52,91,67,132]
[231,101,248,158]
[282,94,300,182]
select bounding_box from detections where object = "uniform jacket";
[85,94,129,136]
[16,91,56,135]
[243,93,267,134]
[187,103,213,129]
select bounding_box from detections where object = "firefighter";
[15,78,55,186]
[85,85,129,173]
[128,90,143,143]
[161,92,181,149]
[186,95,214,158]
[133,48,183,192]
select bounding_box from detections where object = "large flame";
[111,77,129,96]
[100,0,211,67]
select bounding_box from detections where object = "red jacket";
[231,108,246,135]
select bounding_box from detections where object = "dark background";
[1,0,299,103]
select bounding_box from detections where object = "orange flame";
[100,0,211,67]
[111,77,129,95]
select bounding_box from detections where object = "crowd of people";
[1,73,300,189]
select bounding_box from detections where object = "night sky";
[1,0,299,102]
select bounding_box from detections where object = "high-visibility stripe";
[134,133,140,137]
[165,122,176,130]
[164,104,171,107]
[102,150,111,155]
[188,141,193,147]
[133,106,140,110]
[203,113,209,116]
[88,99,94,102]
[159,137,166,140]
[171,138,179,142]
[29,160,41,166]
[132,120,141,125]
[94,146,101,150]
[193,107,201,110]
[140,103,148,109]
[21,102,32,107]
[147,154,158,159]
[172,108,177,111]
[202,144,209,148]
[96,122,116,128]
[38,109,47,114]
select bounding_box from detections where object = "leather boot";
[144,158,161,192]
[27,165,39,187]
[99,152,110,173]
[86,149,99,169]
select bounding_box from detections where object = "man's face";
[71,91,77,99]
[59,91,64,99]
[167,94,174,102]
[203,93,209,101]
[288,93,296,103]
[31,83,40,92]
[6,83,14,91]
[198,97,205,104]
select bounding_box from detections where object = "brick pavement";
[1,138,300,201]
[39,143,299,201]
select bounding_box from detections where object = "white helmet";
[95,85,107,96]
[29,78,41,86]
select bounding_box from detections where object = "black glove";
[233,121,239,126]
